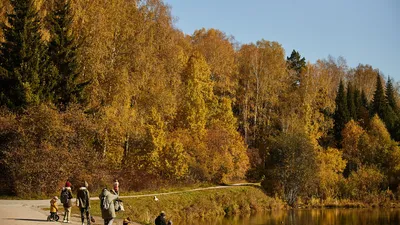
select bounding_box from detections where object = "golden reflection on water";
[177,209,400,225]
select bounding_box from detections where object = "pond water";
[172,208,400,225]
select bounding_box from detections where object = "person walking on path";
[60,181,73,223]
[77,181,91,225]
[113,179,119,195]
[99,188,119,225]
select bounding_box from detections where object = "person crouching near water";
[155,211,173,225]
[99,188,118,225]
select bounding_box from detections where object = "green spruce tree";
[0,0,49,108]
[386,78,398,113]
[384,77,399,140]
[361,90,369,109]
[48,0,88,109]
[354,88,361,117]
[356,89,370,127]
[286,49,306,87]
[347,83,356,120]
[371,73,387,119]
[333,80,350,144]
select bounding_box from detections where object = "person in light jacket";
[99,188,118,225]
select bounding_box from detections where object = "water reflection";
[174,209,400,225]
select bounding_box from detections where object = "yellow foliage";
[317,147,347,198]
[179,51,214,137]
[192,28,237,96]
[341,120,365,165]
[203,123,249,183]
[368,114,392,144]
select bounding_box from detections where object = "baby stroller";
[46,212,59,222]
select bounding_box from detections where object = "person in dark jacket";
[155,211,167,225]
[77,181,91,225]
[99,188,118,225]
[61,181,73,223]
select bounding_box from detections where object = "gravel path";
[0,199,139,225]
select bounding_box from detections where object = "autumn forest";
[0,0,399,207]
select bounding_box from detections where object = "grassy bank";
[42,185,400,225]
[88,185,284,224]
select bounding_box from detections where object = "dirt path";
[0,199,54,225]
[0,183,256,225]
[0,199,139,225]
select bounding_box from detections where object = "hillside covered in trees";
[0,0,399,207]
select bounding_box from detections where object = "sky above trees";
[164,0,399,81]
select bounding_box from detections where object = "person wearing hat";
[77,181,91,225]
[155,211,167,225]
[49,196,59,221]
[65,179,72,188]
[61,181,73,223]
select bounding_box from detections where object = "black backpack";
[60,189,69,204]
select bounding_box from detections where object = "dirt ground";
[0,199,140,225]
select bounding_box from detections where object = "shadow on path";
[7,218,48,222]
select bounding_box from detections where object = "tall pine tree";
[354,88,361,116]
[48,0,88,109]
[386,78,398,113]
[347,83,356,120]
[371,73,387,120]
[361,90,369,109]
[333,80,350,144]
[357,89,370,127]
[0,0,49,108]
[385,77,399,141]
[286,49,306,87]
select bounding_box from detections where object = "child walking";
[49,196,59,221]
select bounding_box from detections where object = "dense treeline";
[0,0,399,208]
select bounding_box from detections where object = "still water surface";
[174,209,400,225]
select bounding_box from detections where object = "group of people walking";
[50,179,121,225]
[50,179,172,225]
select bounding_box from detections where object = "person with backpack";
[60,181,73,223]
[77,181,91,225]
[99,188,118,225]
